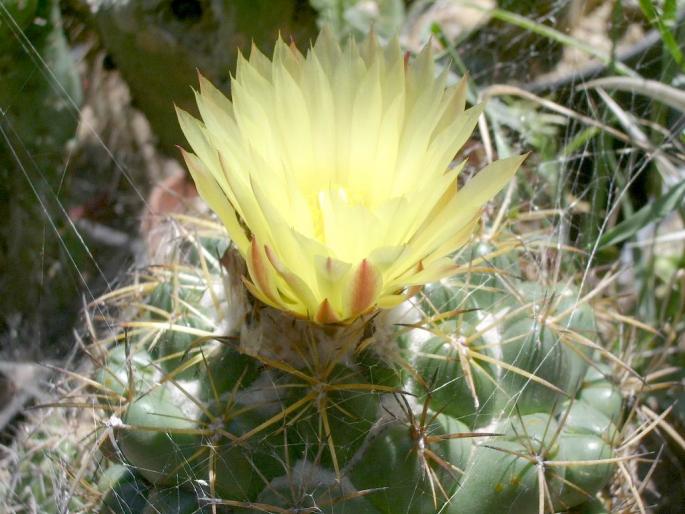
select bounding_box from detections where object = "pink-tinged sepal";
[246,237,280,303]
[315,298,341,324]
[344,259,382,319]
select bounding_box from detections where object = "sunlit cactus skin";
[92,225,624,514]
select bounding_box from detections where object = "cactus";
[87,215,627,514]
[76,28,635,514]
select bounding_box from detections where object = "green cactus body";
[118,384,204,485]
[95,345,158,401]
[578,364,623,425]
[554,430,614,510]
[90,228,622,513]
[251,467,381,514]
[289,365,380,469]
[197,346,260,406]
[410,324,499,425]
[142,487,210,514]
[208,409,286,501]
[495,284,595,415]
[450,413,564,514]
[99,464,150,514]
[350,414,471,513]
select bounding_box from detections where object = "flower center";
[303,185,368,243]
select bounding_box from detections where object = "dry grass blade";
[641,405,685,453]
[120,321,213,337]
[620,405,673,450]
[618,460,647,514]
[579,76,685,113]
[482,85,635,145]
[87,282,158,307]
[593,87,680,181]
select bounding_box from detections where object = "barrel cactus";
[89,29,629,513]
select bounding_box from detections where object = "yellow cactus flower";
[176,29,525,324]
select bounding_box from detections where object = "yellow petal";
[180,149,248,252]
[178,29,523,324]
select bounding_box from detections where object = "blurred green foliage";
[0,0,82,354]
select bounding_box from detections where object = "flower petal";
[246,237,281,304]
[179,149,248,252]
[179,30,522,324]
[315,298,341,324]
[344,259,382,319]
[264,244,319,317]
